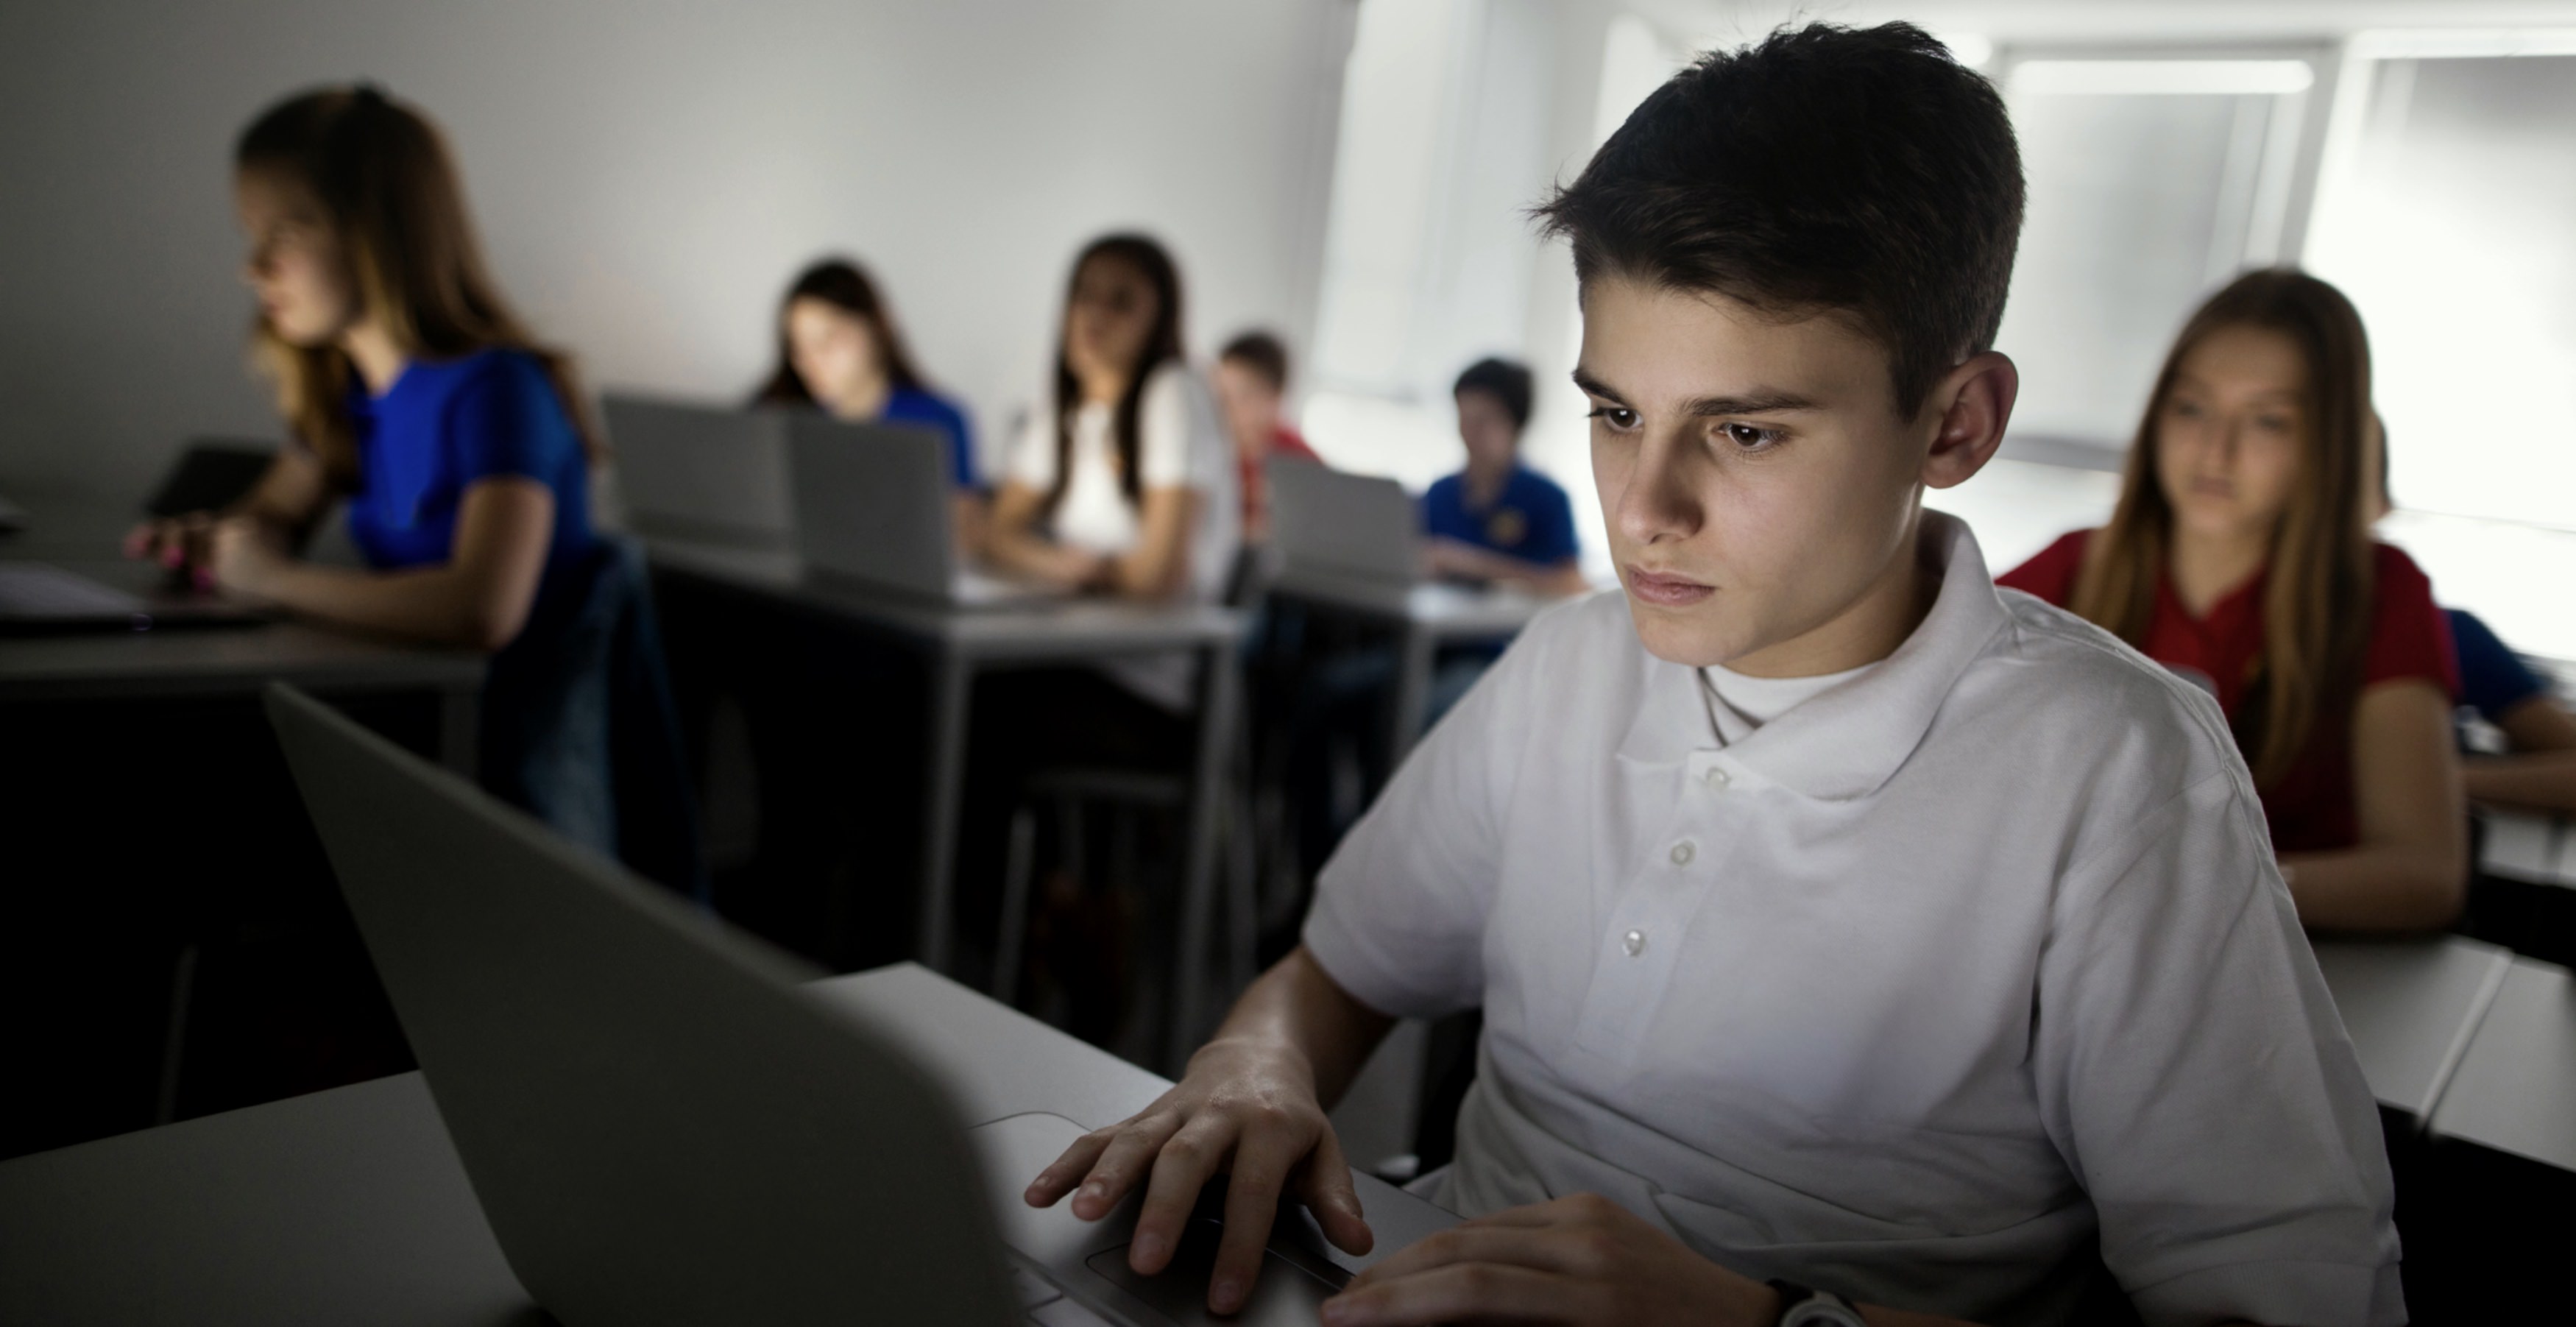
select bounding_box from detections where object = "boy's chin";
[1625,602,1755,670]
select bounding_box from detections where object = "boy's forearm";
[1201,946,1395,1111]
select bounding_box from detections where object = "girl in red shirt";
[2000,269,2466,932]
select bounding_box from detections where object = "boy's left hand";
[1320,1192,1779,1327]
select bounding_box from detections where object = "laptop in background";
[603,394,796,550]
[785,414,1055,606]
[266,682,1409,1325]
[1265,459,1418,584]
[144,442,277,518]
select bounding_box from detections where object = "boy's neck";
[1722,512,1936,679]
[1462,454,1515,503]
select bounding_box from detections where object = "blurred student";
[968,235,1236,1027]
[125,86,700,882]
[2001,269,2466,932]
[986,233,1236,615]
[1214,330,1320,542]
[2367,420,2576,815]
[1420,358,1587,595]
[754,257,983,547]
[133,85,597,652]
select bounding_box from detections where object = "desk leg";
[913,654,973,974]
[1170,642,1243,1068]
[437,686,478,777]
[1387,620,1435,770]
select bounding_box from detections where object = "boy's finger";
[1208,1128,1304,1314]
[1297,1127,1374,1255]
[1128,1115,1235,1275]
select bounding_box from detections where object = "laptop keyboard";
[0,564,144,615]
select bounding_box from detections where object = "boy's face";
[1454,389,1521,471]
[1578,276,1939,675]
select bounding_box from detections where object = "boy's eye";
[1720,422,1783,450]
[1587,406,1640,431]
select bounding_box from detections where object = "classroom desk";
[0,963,1448,1326]
[0,551,484,769]
[1268,562,1555,760]
[2310,935,2513,1122]
[2428,957,2576,1172]
[2477,807,2575,888]
[646,539,1246,1047]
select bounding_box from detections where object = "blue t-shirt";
[1420,465,1579,566]
[880,386,980,489]
[344,348,594,573]
[2449,607,2547,723]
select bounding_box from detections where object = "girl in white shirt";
[986,234,1236,609]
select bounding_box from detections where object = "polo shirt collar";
[1613,511,2009,801]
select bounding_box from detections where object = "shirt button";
[1622,929,1646,957]
[1669,840,1696,866]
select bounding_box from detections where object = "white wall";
[0,0,1355,500]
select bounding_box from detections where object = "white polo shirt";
[1303,512,2401,1327]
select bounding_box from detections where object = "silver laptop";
[603,394,795,549]
[267,684,1410,1326]
[1266,459,1418,584]
[0,561,269,634]
[785,414,1053,606]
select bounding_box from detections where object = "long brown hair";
[235,85,598,491]
[752,257,930,406]
[2069,269,2377,786]
[1050,234,1185,514]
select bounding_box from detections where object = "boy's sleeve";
[2448,608,2548,722]
[450,356,575,484]
[2035,762,2403,1327]
[1300,617,1529,1019]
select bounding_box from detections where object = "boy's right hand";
[1023,1033,1376,1316]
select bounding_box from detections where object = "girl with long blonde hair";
[2001,269,2465,930]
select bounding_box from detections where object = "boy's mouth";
[1624,565,1715,607]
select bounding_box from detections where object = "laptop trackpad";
[1085,1217,1343,1326]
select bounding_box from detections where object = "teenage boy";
[1026,24,2398,1327]
[1216,329,1322,543]
[1423,357,1590,595]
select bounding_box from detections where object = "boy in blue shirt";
[1420,358,1588,596]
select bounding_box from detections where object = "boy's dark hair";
[1536,22,2024,417]
[1454,357,1535,432]
[1220,330,1291,393]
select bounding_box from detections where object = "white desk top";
[2429,958,2576,1171]
[0,964,1448,1325]
[649,538,1243,661]
[2310,936,2513,1119]
[1270,562,1559,640]
[2478,809,2572,888]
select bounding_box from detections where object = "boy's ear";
[1920,350,2018,492]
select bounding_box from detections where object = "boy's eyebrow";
[1571,367,1819,417]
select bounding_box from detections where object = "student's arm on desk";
[2282,679,2468,931]
[127,446,332,574]
[1420,537,1589,596]
[1025,946,1390,1314]
[2463,695,2576,815]
[985,480,1108,590]
[210,478,553,651]
[1097,485,1197,598]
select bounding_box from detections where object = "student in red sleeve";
[1998,269,2466,931]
